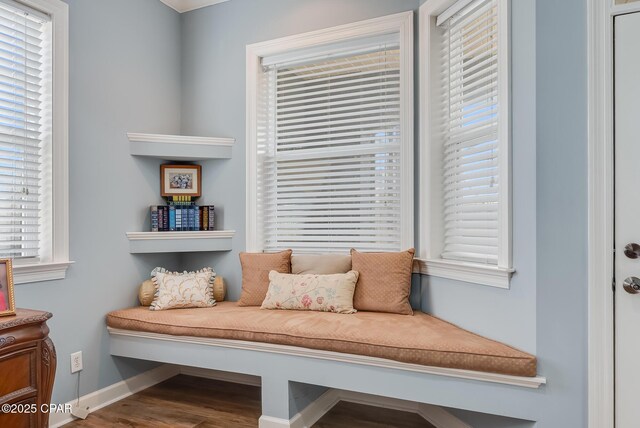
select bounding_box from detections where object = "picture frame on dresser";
[0,259,15,317]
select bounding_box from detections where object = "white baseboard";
[48,364,180,427]
[259,415,293,428]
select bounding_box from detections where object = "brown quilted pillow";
[238,250,292,306]
[351,248,415,315]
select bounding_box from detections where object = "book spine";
[198,206,203,231]
[161,206,168,231]
[208,206,215,230]
[163,206,168,231]
[194,206,197,231]
[150,206,158,232]
[176,206,182,231]
[203,206,209,231]
[189,206,195,231]
[169,205,176,231]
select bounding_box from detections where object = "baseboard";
[48,364,180,427]
[259,415,292,428]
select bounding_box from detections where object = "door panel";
[615,11,640,427]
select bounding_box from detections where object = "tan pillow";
[291,254,352,274]
[238,250,292,306]
[351,248,415,315]
[149,267,216,311]
[261,271,359,314]
[138,279,155,306]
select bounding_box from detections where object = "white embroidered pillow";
[149,267,216,311]
[261,271,359,314]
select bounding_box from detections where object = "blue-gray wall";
[534,0,588,425]
[13,0,589,425]
[14,0,183,404]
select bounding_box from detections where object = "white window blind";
[256,36,405,253]
[438,0,502,265]
[0,0,50,259]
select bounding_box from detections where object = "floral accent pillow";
[261,271,359,314]
[149,267,216,311]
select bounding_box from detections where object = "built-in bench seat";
[106,301,536,377]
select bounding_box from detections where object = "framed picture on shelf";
[0,259,15,317]
[161,164,202,198]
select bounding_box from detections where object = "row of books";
[150,204,215,232]
[165,195,196,206]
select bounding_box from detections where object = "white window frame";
[9,0,70,284]
[418,0,513,288]
[246,12,414,253]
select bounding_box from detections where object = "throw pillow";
[238,250,292,306]
[138,279,155,306]
[149,267,216,311]
[291,254,352,274]
[261,271,359,314]
[350,248,415,315]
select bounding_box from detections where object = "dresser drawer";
[0,348,36,402]
[0,397,37,428]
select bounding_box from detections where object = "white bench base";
[108,327,547,424]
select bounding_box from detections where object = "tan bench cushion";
[106,302,536,377]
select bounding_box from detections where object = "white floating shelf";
[128,133,234,160]
[126,230,235,253]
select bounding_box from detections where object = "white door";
[615,11,640,427]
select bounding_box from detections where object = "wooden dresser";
[0,309,56,428]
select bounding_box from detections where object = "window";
[0,0,69,284]
[247,13,413,253]
[419,0,512,287]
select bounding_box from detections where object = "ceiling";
[159,0,230,13]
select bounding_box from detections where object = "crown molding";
[159,0,229,13]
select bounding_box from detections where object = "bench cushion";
[106,302,536,377]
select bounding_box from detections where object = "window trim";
[418,0,512,288]
[245,12,414,253]
[11,0,70,285]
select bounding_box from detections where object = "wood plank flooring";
[65,375,433,427]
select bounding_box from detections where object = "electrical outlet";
[70,351,83,373]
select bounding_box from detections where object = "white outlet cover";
[70,351,83,373]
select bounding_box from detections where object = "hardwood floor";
[65,375,433,427]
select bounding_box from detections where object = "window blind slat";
[277,94,400,115]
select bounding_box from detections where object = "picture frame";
[160,164,202,198]
[0,259,15,317]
